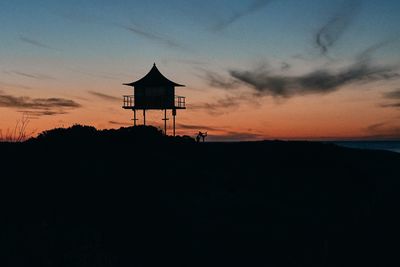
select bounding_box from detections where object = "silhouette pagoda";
[123,63,186,136]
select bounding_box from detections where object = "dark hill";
[1,125,400,266]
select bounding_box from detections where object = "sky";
[1,0,400,141]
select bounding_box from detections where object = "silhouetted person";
[201,131,207,142]
[197,131,207,142]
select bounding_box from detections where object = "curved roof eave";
[123,64,185,87]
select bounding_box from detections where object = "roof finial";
[153,62,156,67]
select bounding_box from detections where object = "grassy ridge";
[1,125,399,266]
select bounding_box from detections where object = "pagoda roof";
[124,63,184,87]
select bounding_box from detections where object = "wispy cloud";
[380,103,400,108]
[177,123,224,131]
[67,68,122,80]
[88,91,121,102]
[161,58,206,66]
[123,24,185,49]
[19,35,58,50]
[315,0,361,54]
[0,81,32,90]
[364,121,400,139]
[383,89,400,99]
[357,38,399,61]
[109,120,132,126]
[381,87,400,109]
[0,94,80,109]
[55,8,186,51]
[212,0,274,31]
[19,110,68,117]
[366,122,387,132]
[4,70,54,80]
[0,92,81,116]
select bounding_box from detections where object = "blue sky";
[2,1,399,56]
[1,0,400,140]
[1,0,399,70]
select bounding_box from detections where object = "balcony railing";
[175,95,186,108]
[123,95,134,108]
[123,95,186,109]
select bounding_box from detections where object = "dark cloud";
[213,0,273,31]
[383,89,400,99]
[109,121,132,126]
[201,70,240,89]
[364,122,400,139]
[191,92,262,115]
[380,103,400,108]
[0,94,80,109]
[228,59,398,98]
[18,110,68,117]
[315,0,361,54]
[200,40,399,105]
[123,25,185,49]
[190,95,245,115]
[0,92,81,116]
[19,35,57,50]
[88,91,121,102]
[380,89,400,108]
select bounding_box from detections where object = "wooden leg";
[172,109,176,136]
[164,109,167,135]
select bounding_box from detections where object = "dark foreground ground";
[1,125,400,266]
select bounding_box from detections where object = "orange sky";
[1,69,399,141]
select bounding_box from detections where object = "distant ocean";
[330,141,400,154]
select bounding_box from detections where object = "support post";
[133,109,137,126]
[164,109,167,135]
[162,109,169,135]
[143,109,146,126]
[172,109,177,136]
